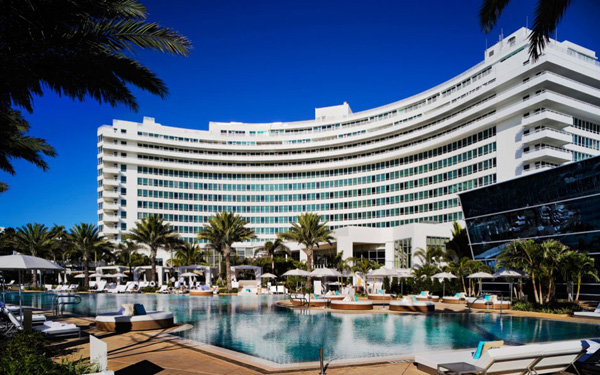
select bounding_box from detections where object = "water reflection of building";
[459,155,600,300]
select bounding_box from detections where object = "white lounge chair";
[156,285,170,294]
[109,285,127,294]
[415,340,583,375]
[125,282,140,293]
[33,321,81,337]
[574,303,600,318]
[92,280,107,293]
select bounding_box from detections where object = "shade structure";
[180,272,198,277]
[467,272,494,296]
[432,272,457,297]
[0,254,63,271]
[309,268,342,278]
[367,267,400,278]
[102,273,128,278]
[89,273,103,277]
[259,273,277,279]
[0,254,63,322]
[282,269,310,277]
[467,272,495,279]
[395,268,414,295]
[492,269,528,300]
[74,274,86,279]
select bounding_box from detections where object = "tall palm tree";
[197,212,255,291]
[278,213,334,290]
[448,257,477,295]
[570,252,599,302]
[479,0,572,61]
[254,239,290,274]
[67,223,110,288]
[14,223,54,286]
[497,240,543,303]
[116,240,143,276]
[540,239,569,303]
[125,215,180,283]
[173,242,206,267]
[446,221,470,260]
[0,0,191,191]
[0,111,56,192]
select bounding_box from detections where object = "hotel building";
[97,28,600,268]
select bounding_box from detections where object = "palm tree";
[497,240,543,303]
[254,239,290,274]
[0,111,56,192]
[67,223,110,288]
[479,0,572,61]
[560,250,599,302]
[14,223,54,286]
[125,215,180,283]
[278,213,334,290]
[413,246,445,267]
[173,242,206,267]
[446,221,470,260]
[197,212,255,291]
[448,257,477,295]
[0,0,191,191]
[540,239,569,303]
[116,240,144,275]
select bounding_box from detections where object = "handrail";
[52,294,81,317]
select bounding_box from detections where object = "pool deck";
[29,300,598,375]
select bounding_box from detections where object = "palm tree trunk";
[531,274,540,304]
[576,278,581,301]
[225,247,232,291]
[150,247,157,283]
[32,270,37,288]
[306,247,313,291]
[461,276,467,295]
[84,259,89,289]
[218,255,222,283]
[272,258,275,274]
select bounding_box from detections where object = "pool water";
[5,292,599,364]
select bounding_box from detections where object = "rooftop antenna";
[526,16,528,29]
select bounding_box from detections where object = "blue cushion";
[335,290,339,295]
[455,293,460,297]
[420,291,425,296]
[484,295,491,301]
[378,290,383,295]
[133,303,147,316]
[473,341,488,359]
[413,295,418,302]
[354,295,358,302]
[314,293,318,299]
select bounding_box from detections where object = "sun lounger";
[416,291,440,302]
[468,295,512,310]
[576,339,600,375]
[33,321,81,337]
[330,295,373,310]
[125,282,140,293]
[156,285,170,294]
[91,280,107,293]
[443,292,467,304]
[574,303,600,318]
[95,303,174,332]
[108,284,127,294]
[390,297,435,312]
[68,284,79,292]
[415,340,583,375]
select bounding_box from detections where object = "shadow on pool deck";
[115,360,163,375]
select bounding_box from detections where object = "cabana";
[231,265,262,295]
[133,266,173,287]
[178,265,212,286]
[94,266,127,285]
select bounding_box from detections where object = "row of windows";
[136,175,496,220]
[137,144,496,192]
[135,115,496,169]
[136,159,496,206]
[134,129,496,185]
[573,134,600,151]
[573,117,600,135]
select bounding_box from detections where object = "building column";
[384,241,395,269]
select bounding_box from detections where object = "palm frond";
[479,0,511,32]
[529,0,571,60]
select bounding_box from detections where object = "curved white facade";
[97,28,600,262]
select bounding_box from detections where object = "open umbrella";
[432,272,457,297]
[395,269,414,295]
[89,273,103,277]
[282,269,310,277]
[309,268,342,278]
[467,272,495,296]
[0,254,63,321]
[367,267,400,277]
[259,273,277,279]
[493,269,528,300]
[73,274,86,279]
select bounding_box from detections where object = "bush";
[24,286,44,291]
[0,331,97,375]
[512,301,582,315]
[141,286,158,293]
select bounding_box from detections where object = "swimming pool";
[5,292,599,364]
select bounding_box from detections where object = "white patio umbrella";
[73,274,86,279]
[432,272,457,297]
[259,273,277,279]
[0,254,63,321]
[467,272,495,296]
[492,269,528,300]
[282,269,310,277]
[367,267,400,277]
[309,268,342,278]
[282,269,309,292]
[180,272,198,286]
[89,273,103,277]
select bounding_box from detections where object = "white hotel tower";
[97,28,600,268]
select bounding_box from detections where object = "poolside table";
[437,362,487,375]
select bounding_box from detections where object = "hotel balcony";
[102,215,119,223]
[102,226,120,235]
[103,178,119,187]
[521,109,573,129]
[103,203,120,211]
[523,128,571,146]
[522,145,572,164]
[103,190,119,200]
[102,167,120,176]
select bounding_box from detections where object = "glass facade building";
[460,155,600,298]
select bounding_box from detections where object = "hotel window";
[120,188,127,195]
[120,223,127,230]
[121,129,127,134]
[120,176,127,183]
[120,165,127,172]
[120,199,127,206]
[120,211,127,219]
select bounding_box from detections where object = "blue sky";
[1,0,599,229]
